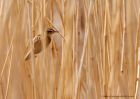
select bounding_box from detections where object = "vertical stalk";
[120,0,126,72]
[27,0,36,98]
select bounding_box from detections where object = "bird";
[24,28,64,60]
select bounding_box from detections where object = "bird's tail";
[24,50,37,61]
[24,50,31,60]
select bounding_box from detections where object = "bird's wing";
[25,34,42,60]
[33,34,41,43]
[33,34,42,54]
[26,34,41,48]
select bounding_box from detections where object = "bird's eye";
[47,28,54,33]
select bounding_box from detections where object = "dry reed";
[0,0,140,99]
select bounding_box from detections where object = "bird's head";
[46,28,65,40]
[46,28,58,36]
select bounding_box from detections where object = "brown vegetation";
[0,0,140,99]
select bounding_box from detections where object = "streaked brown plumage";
[24,28,59,60]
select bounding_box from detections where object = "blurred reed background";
[0,0,140,99]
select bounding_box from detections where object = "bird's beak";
[54,30,59,33]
